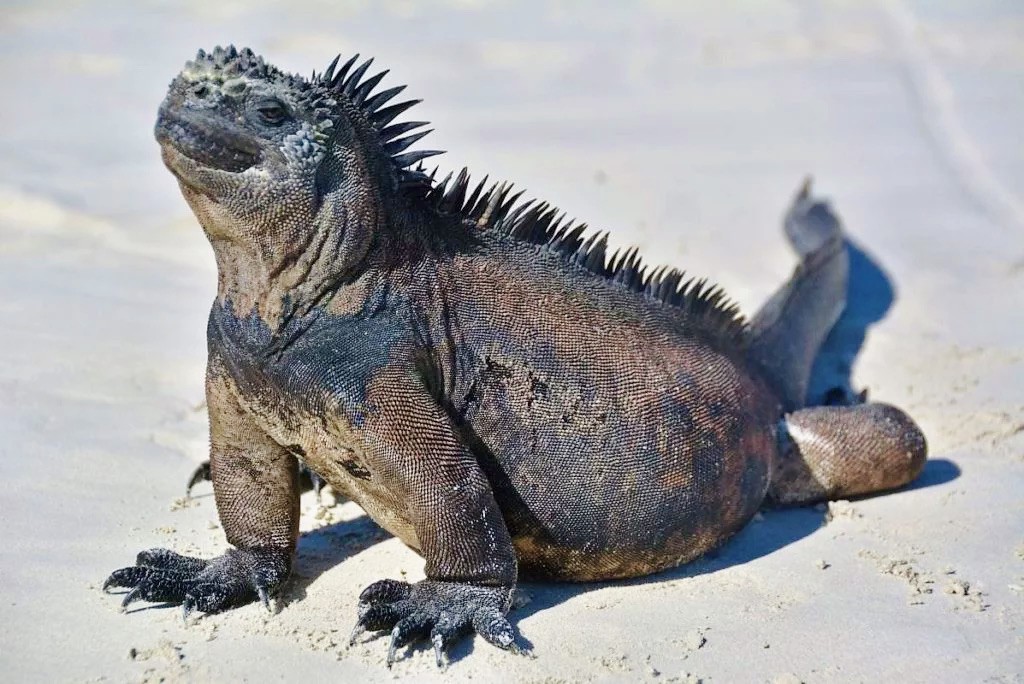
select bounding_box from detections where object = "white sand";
[1,1,1022,682]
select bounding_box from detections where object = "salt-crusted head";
[156,45,439,317]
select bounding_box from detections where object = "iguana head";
[156,46,440,316]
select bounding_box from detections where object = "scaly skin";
[104,46,928,668]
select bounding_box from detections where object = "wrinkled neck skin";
[172,147,385,332]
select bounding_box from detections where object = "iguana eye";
[255,99,288,125]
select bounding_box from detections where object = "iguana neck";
[185,184,382,332]
[206,191,466,332]
[208,235,308,328]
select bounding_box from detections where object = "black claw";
[386,613,432,666]
[121,586,143,610]
[348,622,367,647]
[429,611,466,669]
[386,637,397,669]
[432,632,447,670]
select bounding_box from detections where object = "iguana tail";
[750,180,928,503]
[767,402,927,504]
[748,179,848,411]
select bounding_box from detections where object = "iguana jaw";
[155,104,262,179]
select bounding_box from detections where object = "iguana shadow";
[289,238,959,660]
[805,239,897,405]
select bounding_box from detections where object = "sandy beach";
[1,1,1022,681]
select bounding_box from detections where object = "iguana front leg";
[105,359,299,616]
[349,374,520,668]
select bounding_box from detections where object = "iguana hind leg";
[750,179,849,410]
[767,403,927,505]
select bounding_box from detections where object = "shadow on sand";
[806,239,896,405]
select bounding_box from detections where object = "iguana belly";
[456,342,780,581]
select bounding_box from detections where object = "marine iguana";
[104,46,927,668]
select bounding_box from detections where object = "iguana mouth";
[155,106,262,173]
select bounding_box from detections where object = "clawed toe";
[386,612,432,667]
[429,611,468,670]
[257,585,272,611]
[135,548,209,573]
[359,578,412,605]
[103,566,153,593]
[349,579,520,668]
[471,608,517,650]
[118,570,191,609]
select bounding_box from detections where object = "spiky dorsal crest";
[311,49,748,346]
[187,48,747,346]
[418,168,749,348]
[314,53,443,185]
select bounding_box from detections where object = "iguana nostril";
[192,82,209,98]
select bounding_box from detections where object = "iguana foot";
[103,547,289,617]
[349,579,522,669]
